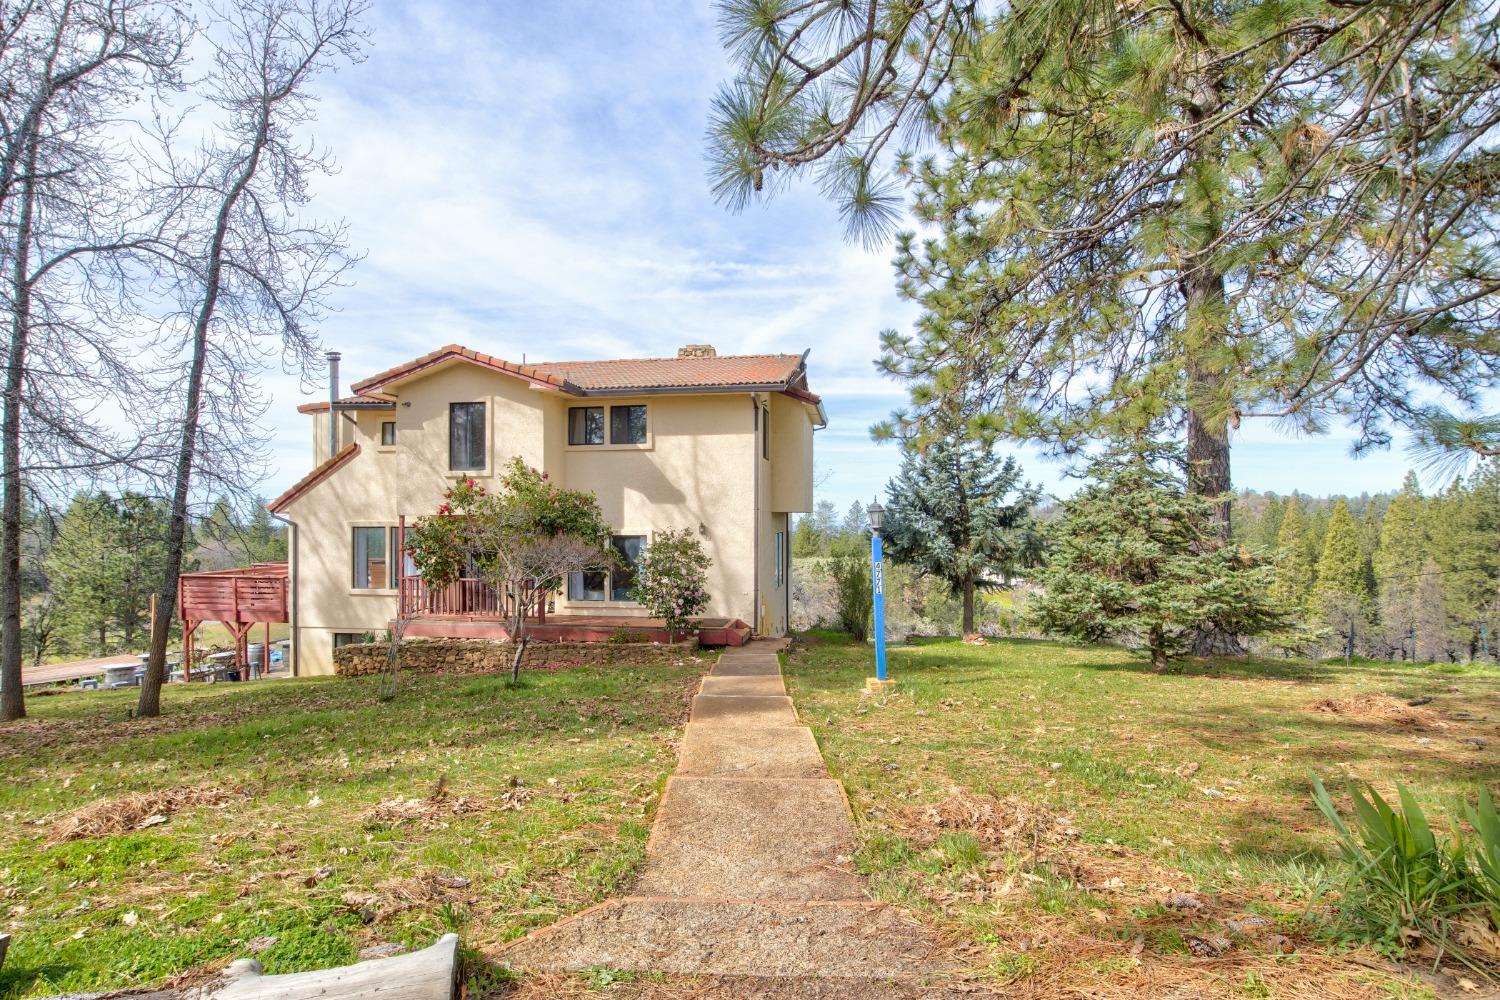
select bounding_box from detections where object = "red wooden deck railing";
[397,576,547,623]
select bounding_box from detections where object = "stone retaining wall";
[333,637,698,677]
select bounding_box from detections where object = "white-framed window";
[448,402,486,470]
[774,530,784,588]
[568,534,646,601]
[352,525,401,589]
[380,420,397,446]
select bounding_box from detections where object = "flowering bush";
[632,529,712,642]
[405,459,613,680]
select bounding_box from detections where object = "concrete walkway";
[500,642,950,985]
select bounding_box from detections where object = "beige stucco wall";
[282,408,402,676]
[768,392,814,514]
[281,363,820,674]
[559,393,757,623]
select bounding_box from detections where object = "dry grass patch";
[46,784,243,844]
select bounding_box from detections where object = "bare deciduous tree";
[136,0,365,718]
[1,0,189,721]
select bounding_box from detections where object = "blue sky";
[259,0,1443,511]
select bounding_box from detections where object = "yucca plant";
[1312,776,1474,962]
[1464,788,1500,928]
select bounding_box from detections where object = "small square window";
[610,405,647,445]
[568,406,605,445]
[333,632,367,650]
[380,421,396,446]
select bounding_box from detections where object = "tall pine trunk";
[138,124,268,718]
[961,576,976,635]
[0,142,37,722]
[1181,62,1242,658]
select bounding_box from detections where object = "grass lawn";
[783,632,1500,998]
[0,656,706,998]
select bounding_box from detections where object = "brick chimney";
[677,344,716,358]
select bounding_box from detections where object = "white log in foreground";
[204,934,459,1000]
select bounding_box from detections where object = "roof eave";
[268,443,361,514]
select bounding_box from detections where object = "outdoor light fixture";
[865,500,894,693]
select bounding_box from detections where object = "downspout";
[751,393,762,636]
[270,512,299,677]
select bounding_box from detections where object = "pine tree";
[1269,500,1314,612]
[712,0,1500,548]
[1375,485,1427,657]
[792,514,823,558]
[1028,450,1283,670]
[1413,558,1454,662]
[881,435,1041,634]
[1312,500,1369,647]
[1258,496,1285,555]
[45,493,126,655]
[115,494,170,647]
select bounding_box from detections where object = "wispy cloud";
[255,0,1443,511]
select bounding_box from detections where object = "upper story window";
[568,406,604,445]
[570,404,648,446]
[761,404,770,460]
[449,402,485,470]
[380,421,396,446]
[610,405,647,444]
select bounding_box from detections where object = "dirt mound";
[898,789,1080,854]
[1311,694,1442,728]
[47,785,240,843]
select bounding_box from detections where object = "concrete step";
[678,724,827,779]
[700,674,786,697]
[498,898,953,982]
[636,777,862,900]
[689,694,799,726]
[710,656,782,677]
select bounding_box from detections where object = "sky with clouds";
[257,0,1442,513]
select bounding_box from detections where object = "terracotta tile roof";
[528,354,804,392]
[296,394,396,414]
[268,444,359,513]
[350,344,572,394]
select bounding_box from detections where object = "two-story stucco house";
[268,343,824,676]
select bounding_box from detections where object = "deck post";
[182,620,197,682]
[263,620,271,679]
[397,515,406,619]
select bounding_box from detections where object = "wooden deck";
[397,613,751,647]
[179,563,289,680]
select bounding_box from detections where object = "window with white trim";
[449,402,485,470]
[568,534,646,601]
[774,530,784,588]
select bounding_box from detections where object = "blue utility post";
[866,501,894,692]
